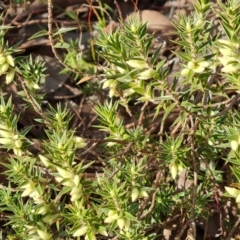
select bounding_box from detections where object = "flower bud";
[21,182,35,189]
[237,194,240,203]
[37,229,52,240]
[62,180,75,187]
[6,68,15,84]
[139,189,149,198]
[6,55,15,67]
[138,69,156,80]
[178,165,184,174]
[126,59,148,69]
[39,155,50,168]
[55,113,61,120]
[231,140,239,151]
[130,167,135,174]
[131,188,139,202]
[105,213,119,223]
[186,22,191,32]
[131,24,137,33]
[21,187,35,197]
[108,210,116,217]
[195,18,203,27]
[170,163,178,179]
[15,139,22,148]
[109,88,116,98]
[123,88,135,97]
[42,213,59,223]
[33,83,40,89]
[13,147,22,156]
[110,190,115,197]
[73,175,80,186]
[87,230,97,240]
[0,105,6,113]
[110,80,117,89]
[70,186,82,196]
[55,177,74,186]
[57,143,64,150]
[124,218,130,230]
[38,205,50,215]
[116,66,127,74]
[75,137,87,148]
[117,217,125,229]
[102,79,112,89]
[208,139,214,146]
[104,216,114,223]
[56,167,72,178]
[73,226,88,237]
[1,63,9,73]
[181,68,190,76]
[71,192,81,202]
[55,176,63,183]
[31,191,44,204]
[98,228,108,237]
[0,56,6,64]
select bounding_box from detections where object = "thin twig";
[114,0,123,22]
[145,214,181,235]
[77,142,98,157]
[227,216,240,240]
[188,117,200,239]
[17,75,50,125]
[130,0,139,12]
[138,101,149,126]
[47,0,81,75]
[0,184,17,192]
[108,143,133,179]
[175,219,191,240]
[138,170,162,220]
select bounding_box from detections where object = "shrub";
[0,0,240,239]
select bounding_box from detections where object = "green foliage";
[0,0,240,239]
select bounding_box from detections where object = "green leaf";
[137,96,151,101]
[221,21,234,40]
[126,59,148,69]
[124,211,137,221]
[56,186,72,198]
[28,30,48,40]
[54,42,71,48]
[66,11,78,21]
[174,51,192,61]
[132,87,145,95]
[116,73,133,83]
[53,27,77,36]
[0,26,14,30]
[20,126,32,136]
[48,184,60,191]
[163,102,177,121]
[143,35,154,54]
[231,166,240,182]
[154,95,173,101]
[151,47,162,65]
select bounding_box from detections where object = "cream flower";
[181,60,209,76]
